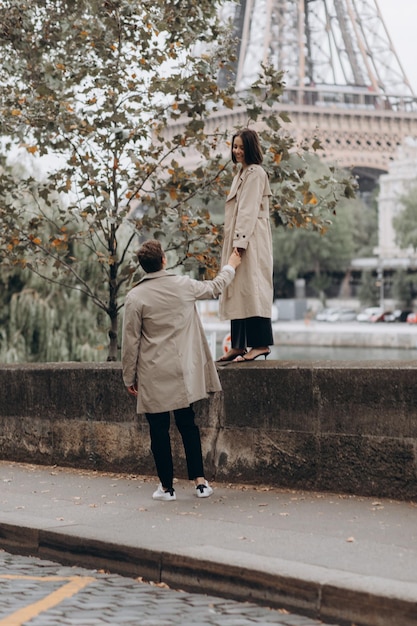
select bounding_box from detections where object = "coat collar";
[137,269,175,284]
[227,164,260,201]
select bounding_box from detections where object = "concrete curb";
[1,522,416,626]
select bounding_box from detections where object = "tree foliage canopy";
[393,182,417,252]
[272,155,375,298]
[0,0,355,360]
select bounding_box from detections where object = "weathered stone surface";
[1,362,417,500]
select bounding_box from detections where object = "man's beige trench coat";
[219,164,273,321]
[122,266,235,414]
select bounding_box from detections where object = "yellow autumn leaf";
[11,109,21,116]
[26,146,38,154]
[222,96,234,108]
[56,63,66,70]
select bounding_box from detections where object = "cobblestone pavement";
[0,550,344,626]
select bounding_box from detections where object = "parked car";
[407,312,417,324]
[369,310,393,323]
[316,307,357,322]
[370,309,413,323]
[315,307,337,321]
[397,310,413,323]
[383,309,412,323]
[328,308,357,322]
[356,307,382,322]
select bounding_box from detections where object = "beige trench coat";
[219,164,273,320]
[122,266,235,414]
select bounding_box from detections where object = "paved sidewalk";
[0,461,416,626]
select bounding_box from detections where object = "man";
[122,239,241,501]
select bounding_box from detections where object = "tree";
[0,0,355,361]
[392,181,417,252]
[357,271,379,306]
[391,270,415,309]
[272,154,357,300]
[351,186,378,258]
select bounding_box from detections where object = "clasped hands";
[127,384,138,397]
[228,247,244,269]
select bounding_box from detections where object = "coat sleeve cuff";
[222,264,235,275]
[232,240,248,249]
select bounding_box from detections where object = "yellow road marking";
[0,575,96,626]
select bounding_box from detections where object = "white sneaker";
[152,484,176,501]
[195,480,213,498]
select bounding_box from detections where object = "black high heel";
[234,348,271,362]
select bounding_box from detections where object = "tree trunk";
[107,222,119,362]
[107,313,118,361]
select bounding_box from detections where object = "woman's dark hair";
[231,128,263,165]
[137,239,164,273]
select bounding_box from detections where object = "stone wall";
[0,362,416,500]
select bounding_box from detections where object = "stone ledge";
[1,362,416,500]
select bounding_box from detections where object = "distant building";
[376,138,417,266]
[351,138,417,274]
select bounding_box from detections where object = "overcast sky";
[377,0,417,94]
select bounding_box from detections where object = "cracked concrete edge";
[0,522,416,626]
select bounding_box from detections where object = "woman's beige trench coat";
[122,266,235,414]
[219,164,273,320]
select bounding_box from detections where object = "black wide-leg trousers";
[145,405,204,490]
[231,316,274,349]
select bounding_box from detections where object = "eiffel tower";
[217,0,417,193]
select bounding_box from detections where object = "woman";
[218,128,274,362]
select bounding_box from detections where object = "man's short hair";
[137,239,164,273]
